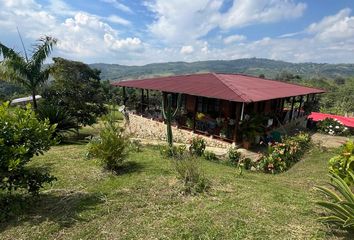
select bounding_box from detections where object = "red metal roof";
[308,112,354,128]
[112,73,324,103]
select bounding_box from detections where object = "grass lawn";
[0,142,351,239]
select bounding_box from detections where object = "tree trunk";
[32,91,37,109]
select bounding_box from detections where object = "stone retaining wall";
[127,114,231,148]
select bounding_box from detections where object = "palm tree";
[0,36,57,109]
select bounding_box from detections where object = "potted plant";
[239,115,265,149]
[186,117,193,129]
[220,126,227,138]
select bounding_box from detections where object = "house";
[112,73,324,146]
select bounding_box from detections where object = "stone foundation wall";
[127,114,231,148]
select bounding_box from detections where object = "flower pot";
[242,140,251,149]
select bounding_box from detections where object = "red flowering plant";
[257,132,311,173]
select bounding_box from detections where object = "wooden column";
[140,89,144,114]
[193,96,198,132]
[297,96,303,118]
[233,102,242,143]
[146,90,150,111]
[122,87,127,105]
[289,96,295,122]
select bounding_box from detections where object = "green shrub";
[36,103,77,138]
[239,157,253,170]
[203,150,218,161]
[317,118,349,136]
[173,155,210,195]
[189,136,206,156]
[315,172,354,230]
[328,141,354,186]
[227,146,242,166]
[160,144,187,159]
[0,103,56,195]
[256,132,311,173]
[87,111,130,171]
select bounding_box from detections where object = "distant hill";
[90,58,354,81]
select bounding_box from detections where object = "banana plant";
[162,93,181,147]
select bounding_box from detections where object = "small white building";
[10,95,42,106]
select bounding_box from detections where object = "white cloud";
[104,35,142,50]
[55,12,142,58]
[100,0,133,14]
[223,34,246,44]
[105,15,131,26]
[306,8,354,42]
[180,45,194,54]
[146,0,222,43]
[219,0,306,29]
[0,0,143,63]
[147,0,306,43]
[1,0,353,65]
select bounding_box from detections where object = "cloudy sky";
[1,0,354,65]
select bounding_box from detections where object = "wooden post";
[193,96,198,132]
[140,89,144,114]
[122,87,127,105]
[146,90,150,111]
[297,96,303,118]
[289,96,295,122]
[233,102,242,143]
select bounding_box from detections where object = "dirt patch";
[311,133,349,148]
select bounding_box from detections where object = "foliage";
[43,57,107,126]
[161,93,181,147]
[130,139,143,152]
[328,141,354,186]
[239,114,265,142]
[0,36,57,109]
[159,144,187,159]
[0,103,56,194]
[172,155,210,195]
[315,172,354,230]
[227,146,242,166]
[36,102,77,138]
[317,118,349,136]
[86,110,130,171]
[101,80,121,104]
[238,157,253,170]
[256,132,311,173]
[0,80,26,102]
[203,150,218,161]
[189,136,206,156]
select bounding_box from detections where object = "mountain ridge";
[89,58,354,81]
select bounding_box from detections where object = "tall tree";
[43,57,106,126]
[0,36,57,109]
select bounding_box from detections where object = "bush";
[227,146,242,166]
[189,136,206,156]
[87,111,130,171]
[203,151,218,161]
[160,144,187,159]
[238,157,253,170]
[256,132,311,173]
[0,103,56,195]
[328,140,354,186]
[36,103,77,138]
[173,155,210,195]
[317,118,349,136]
[315,172,354,231]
